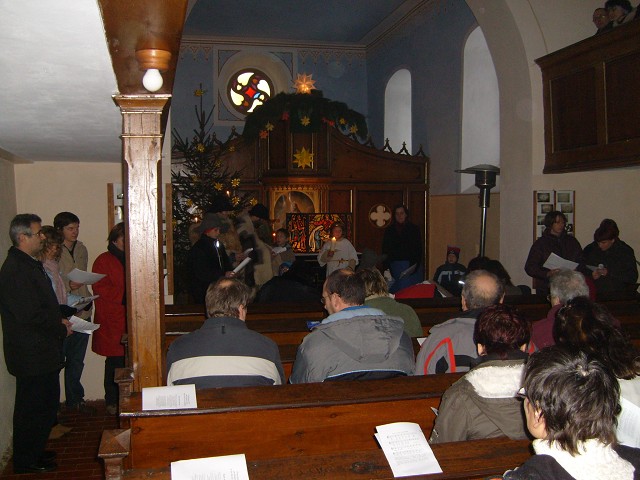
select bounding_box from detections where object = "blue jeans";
[62,332,89,407]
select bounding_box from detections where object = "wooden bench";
[102,373,462,474]
[101,434,532,480]
[165,292,640,345]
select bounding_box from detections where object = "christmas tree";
[171,85,255,296]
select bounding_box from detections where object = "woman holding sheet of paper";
[525,211,584,295]
[91,222,126,415]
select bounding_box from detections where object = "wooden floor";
[1,401,116,479]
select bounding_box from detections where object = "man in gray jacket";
[290,269,414,383]
[414,270,504,375]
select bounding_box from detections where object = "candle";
[331,236,336,251]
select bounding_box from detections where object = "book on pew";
[375,422,442,477]
[171,453,249,480]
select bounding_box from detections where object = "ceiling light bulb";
[142,69,163,92]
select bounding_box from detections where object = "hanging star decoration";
[293,147,314,168]
[259,130,269,139]
[265,122,274,131]
[300,116,311,126]
[294,73,316,94]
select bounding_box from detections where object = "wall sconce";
[135,49,171,92]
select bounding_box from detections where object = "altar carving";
[218,114,430,271]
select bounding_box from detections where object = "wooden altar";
[216,121,430,271]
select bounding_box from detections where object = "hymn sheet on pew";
[142,384,197,411]
[375,422,442,477]
[170,453,250,480]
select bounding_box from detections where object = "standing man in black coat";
[0,214,71,474]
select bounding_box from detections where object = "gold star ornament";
[294,73,316,94]
[293,147,314,169]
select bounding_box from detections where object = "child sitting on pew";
[502,346,640,479]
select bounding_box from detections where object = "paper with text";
[142,384,197,411]
[617,397,640,448]
[170,453,250,480]
[70,295,99,309]
[543,253,578,271]
[69,315,100,334]
[375,422,442,477]
[66,268,106,285]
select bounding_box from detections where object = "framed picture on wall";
[533,190,576,238]
[534,190,555,238]
[269,187,320,232]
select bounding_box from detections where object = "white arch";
[384,69,412,153]
[460,26,500,193]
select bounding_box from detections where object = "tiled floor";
[0,401,117,479]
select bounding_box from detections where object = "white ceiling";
[0,0,421,164]
[0,1,120,163]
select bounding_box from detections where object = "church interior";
[1,0,639,474]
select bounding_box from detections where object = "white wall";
[0,157,17,465]
[467,0,640,287]
[14,161,124,402]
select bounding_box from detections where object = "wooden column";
[114,94,170,391]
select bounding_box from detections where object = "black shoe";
[40,450,57,462]
[14,460,57,474]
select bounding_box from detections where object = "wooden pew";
[102,436,532,480]
[103,373,462,473]
[165,292,640,344]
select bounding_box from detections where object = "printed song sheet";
[170,453,250,480]
[69,315,100,334]
[375,422,442,477]
[66,268,106,285]
[543,253,578,271]
[141,384,197,411]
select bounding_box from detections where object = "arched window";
[460,27,500,193]
[384,69,412,153]
[227,69,274,115]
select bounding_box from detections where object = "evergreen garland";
[243,90,368,141]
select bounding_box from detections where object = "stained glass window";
[227,69,273,115]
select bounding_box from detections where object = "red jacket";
[91,251,126,357]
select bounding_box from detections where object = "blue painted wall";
[367,1,477,194]
[171,46,367,144]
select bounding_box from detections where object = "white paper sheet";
[271,246,287,255]
[542,252,578,271]
[69,315,100,334]
[232,256,252,274]
[171,453,250,480]
[142,384,197,411]
[617,397,640,448]
[70,295,99,309]
[66,268,106,285]
[375,422,442,477]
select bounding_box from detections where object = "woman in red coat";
[91,222,125,415]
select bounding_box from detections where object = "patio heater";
[455,164,500,257]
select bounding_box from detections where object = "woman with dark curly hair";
[554,296,640,447]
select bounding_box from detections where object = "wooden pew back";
[104,435,532,480]
[118,373,462,469]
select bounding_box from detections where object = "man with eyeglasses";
[0,214,72,474]
[289,269,414,383]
